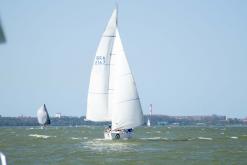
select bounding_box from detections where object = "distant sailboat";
[86,8,144,140]
[147,104,152,127]
[37,104,50,128]
[0,18,6,44]
[147,118,151,127]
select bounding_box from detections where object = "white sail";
[86,8,144,131]
[86,9,117,121]
[37,104,50,125]
[111,29,144,130]
[147,118,151,127]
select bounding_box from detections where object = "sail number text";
[95,56,106,65]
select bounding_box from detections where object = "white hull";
[104,130,133,140]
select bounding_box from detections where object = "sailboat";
[147,118,151,127]
[37,104,51,128]
[147,104,152,127]
[0,18,6,44]
[86,8,144,140]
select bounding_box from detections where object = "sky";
[0,0,247,118]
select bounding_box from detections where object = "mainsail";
[86,9,117,121]
[86,8,143,130]
[37,104,50,125]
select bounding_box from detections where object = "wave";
[197,137,213,140]
[29,134,56,139]
[81,138,137,152]
[139,137,191,142]
[26,127,43,130]
[71,137,81,140]
[140,137,168,141]
[230,136,238,139]
[70,137,88,140]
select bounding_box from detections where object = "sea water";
[0,126,247,165]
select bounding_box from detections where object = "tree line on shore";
[0,115,245,126]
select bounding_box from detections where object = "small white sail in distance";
[147,118,151,127]
[37,104,50,125]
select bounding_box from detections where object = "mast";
[116,1,118,27]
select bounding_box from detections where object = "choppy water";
[1,126,247,165]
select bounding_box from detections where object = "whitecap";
[29,134,56,139]
[71,137,81,140]
[140,137,168,141]
[140,137,161,140]
[198,137,213,140]
[82,139,136,152]
[230,136,238,139]
[188,138,196,141]
[94,138,106,141]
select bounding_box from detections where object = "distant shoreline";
[0,115,246,127]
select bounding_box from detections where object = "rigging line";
[110,53,120,56]
[94,63,111,66]
[117,97,140,104]
[115,0,119,27]
[103,35,116,37]
[118,73,132,77]
[89,92,109,94]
